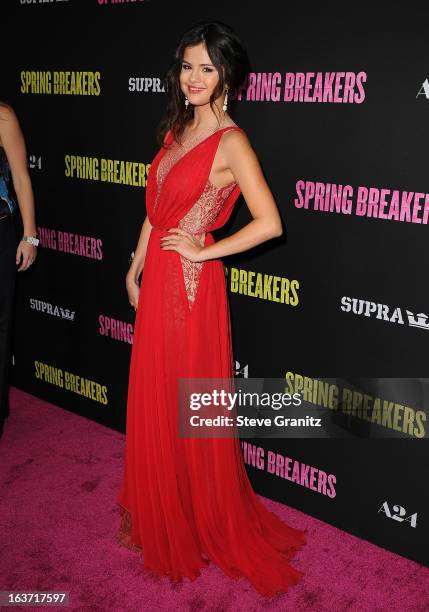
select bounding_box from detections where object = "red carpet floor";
[1,387,428,611]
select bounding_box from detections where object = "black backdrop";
[4,1,429,569]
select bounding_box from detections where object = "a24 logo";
[378,501,417,528]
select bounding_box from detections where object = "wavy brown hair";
[157,20,251,148]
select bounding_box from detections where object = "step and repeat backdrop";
[5,1,429,568]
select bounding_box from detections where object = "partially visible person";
[0,101,38,437]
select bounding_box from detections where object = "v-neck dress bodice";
[153,127,238,307]
[154,127,237,218]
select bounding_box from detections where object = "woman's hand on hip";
[160,228,205,263]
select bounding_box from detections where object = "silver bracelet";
[22,235,40,247]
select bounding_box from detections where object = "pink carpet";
[1,387,428,612]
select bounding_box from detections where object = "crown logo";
[60,308,76,322]
[406,310,429,330]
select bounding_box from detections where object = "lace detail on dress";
[178,180,236,310]
[154,128,221,215]
[154,126,237,310]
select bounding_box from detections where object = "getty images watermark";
[178,378,429,439]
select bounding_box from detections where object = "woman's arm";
[126,214,152,309]
[0,103,37,271]
[199,129,282,262]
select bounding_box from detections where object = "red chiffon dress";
[116,125,307,597]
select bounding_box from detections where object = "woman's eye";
[181,65,213,73]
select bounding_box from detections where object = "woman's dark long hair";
[157,20,251,148]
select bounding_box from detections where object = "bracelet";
[22,235,39,247]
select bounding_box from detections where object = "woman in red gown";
[116,20,307,597]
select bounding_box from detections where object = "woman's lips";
[188,86,205,93]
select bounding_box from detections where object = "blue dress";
[0,145,17,218]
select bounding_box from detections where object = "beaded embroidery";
[178,180,235,308]
[155,129,237,310]
[154,128,218,215]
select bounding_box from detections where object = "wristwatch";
[22,235,39,247]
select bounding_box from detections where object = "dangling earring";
[185,96,189,109]
[223,88,229,112]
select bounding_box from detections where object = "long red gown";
[116,125,307,597]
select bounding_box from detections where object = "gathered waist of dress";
[149,226,216,253]
[150,225,211,238]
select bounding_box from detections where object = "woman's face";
[179,43,224,108]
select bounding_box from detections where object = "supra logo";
[29,298,75,321]
[378,501,417,528]
[341,296,429,331]
[128,77,165,93]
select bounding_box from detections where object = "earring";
[185,96,189,108]
[223,89,228,112]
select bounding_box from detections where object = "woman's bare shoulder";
[222,122,250,149]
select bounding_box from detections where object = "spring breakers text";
[295,180,429,224]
